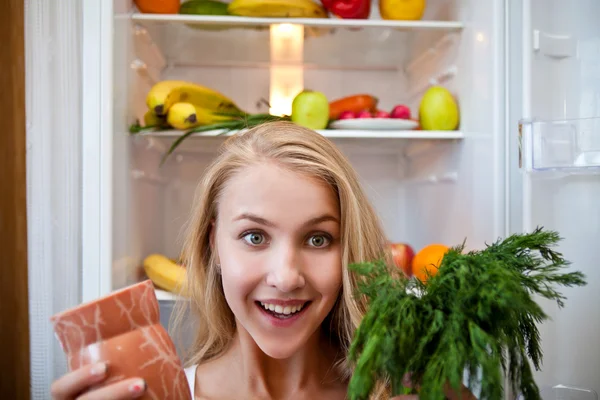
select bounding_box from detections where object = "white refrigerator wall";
[113,0,507,292]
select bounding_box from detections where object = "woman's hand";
[51,363,147,400]
[390,374,477,400]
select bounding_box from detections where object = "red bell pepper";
[321,0,371,19]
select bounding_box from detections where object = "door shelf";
[520,117,600,173]
[132,129,464,156]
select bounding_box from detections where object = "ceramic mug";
[50,280,191,399]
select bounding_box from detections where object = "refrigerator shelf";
[136,128,464,140]
[519,117,600,173]
[133,129,464,156]
[155,288,182,302]
[131,13,464,31]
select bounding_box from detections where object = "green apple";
[291,90,330,130]
[419,86,460,130]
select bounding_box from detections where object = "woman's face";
[214,162,342,359]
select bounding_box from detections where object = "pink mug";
[50,280,191,399]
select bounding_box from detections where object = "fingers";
[51,363,108,399]
[78,377,147,400]
[443,382,478,400]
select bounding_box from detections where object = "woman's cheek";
[219,244,265,301]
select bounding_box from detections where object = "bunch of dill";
[347,227,587,400]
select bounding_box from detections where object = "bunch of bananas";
[227,0,328,18]
[144,80,245,130]
[143,254,188,296]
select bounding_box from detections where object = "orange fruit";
[412,244,449,283]
[134,0,180,14]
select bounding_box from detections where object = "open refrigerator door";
[508,0,600,398]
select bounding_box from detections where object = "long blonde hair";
[172,121,394,397]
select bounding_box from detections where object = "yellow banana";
[146,80,244,117]
[228,0,328,18]
[167,102,239,130]
[143,254,187,295]
[143,110,166,127]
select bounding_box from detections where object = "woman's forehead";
[217,163,340,224]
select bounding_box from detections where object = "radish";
[338,110,356,120]
[390,105,411,119]
[356,110,373,118]
[374,110,391,118]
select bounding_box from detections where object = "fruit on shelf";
[143,254,187,295]
[228,0,328,18]
[179,0,230,15]
[379,0,426,21]
[134,0,180,13]
[329,94,378,120]
[338,110,356,119]
[419,86,460,130]
[390,104,411,119]
[412,243,449,283]
[291,90,330,130]
[389,242,415,277]
[167,102,238,130]
[321,0,371,19]
[374,110,391,118]
[143,110,168,128]
[146,80,244,118]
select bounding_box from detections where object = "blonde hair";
[172,121,394,398]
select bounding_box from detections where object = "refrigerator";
[24,0,599,398]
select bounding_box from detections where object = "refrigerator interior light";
[269,23,304,117]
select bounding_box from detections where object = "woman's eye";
[243,232,266,246]
[308,235,330,248]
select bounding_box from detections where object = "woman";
[51,122,473,399]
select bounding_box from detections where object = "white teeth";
[260,302,305,315]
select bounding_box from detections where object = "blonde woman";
[51,122,473,400]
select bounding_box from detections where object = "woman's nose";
[265,244,305,293]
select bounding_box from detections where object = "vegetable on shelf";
[179,0,230,15]
[129,113,289,165]
[379,0,426,21]
[227,0,328,18]
[321,0,371,19]
[328,94,378,120]
[347,227,587,400]
[134,0,180,14]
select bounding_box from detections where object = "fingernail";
[90,363,107,376]
[129,379,146,397]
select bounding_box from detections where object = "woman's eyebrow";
[232,213,339,228]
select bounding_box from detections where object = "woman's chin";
[251,332,311,359]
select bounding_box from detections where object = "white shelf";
[131,13,464,31]
[155,288,182,302]
[138,128,464,140]
[133,129,463,156]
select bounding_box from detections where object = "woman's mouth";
[255,301,311,326]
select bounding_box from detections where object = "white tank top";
[184,364,198,397]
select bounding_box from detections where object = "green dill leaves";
[348,227,587,400]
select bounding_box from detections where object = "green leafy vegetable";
[348,227,586,400]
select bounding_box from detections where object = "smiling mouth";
[256,301,311,319]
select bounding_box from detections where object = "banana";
[228,0,328,18]
[143,254,187,295]
[143,110,167,127]
[146,80,244,117]
[167,102,239,130]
